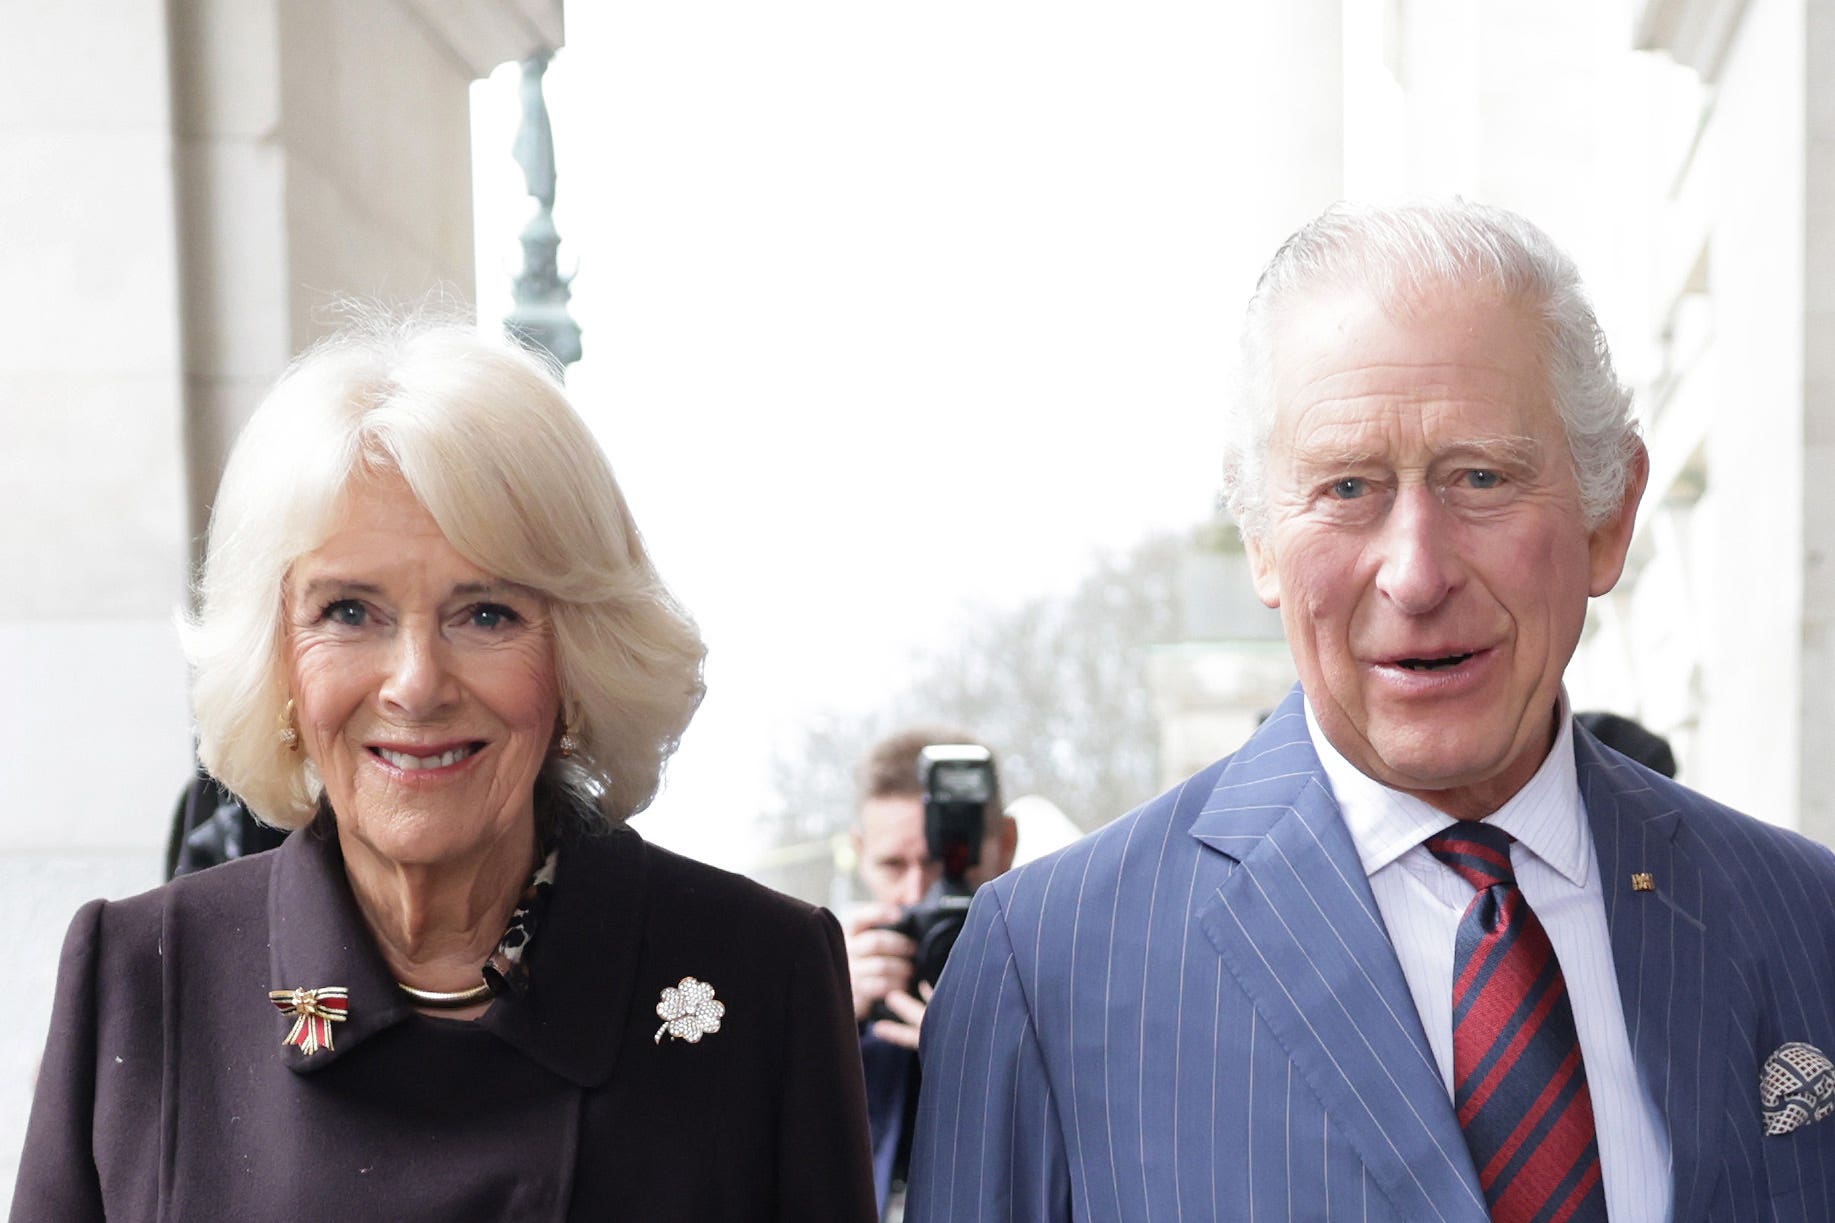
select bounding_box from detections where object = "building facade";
[1153,0,1834,851]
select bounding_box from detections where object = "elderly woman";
[11,321,877,1221]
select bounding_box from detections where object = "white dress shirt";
[1306,696,1672,1223]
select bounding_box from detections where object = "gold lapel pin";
[1630,872,1656,892]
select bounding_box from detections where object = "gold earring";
[557,725,580,758]
[279,698,300,752]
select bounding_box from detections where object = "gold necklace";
[397,978,495,1008]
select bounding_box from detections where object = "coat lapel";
[1190,690,1489,1223]
[268,822,414,1072]
[482,823,649,1087]
[1579,731,1740,1223]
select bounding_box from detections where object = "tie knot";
[1425,821,1517,891]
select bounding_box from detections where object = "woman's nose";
[377,626,460,715]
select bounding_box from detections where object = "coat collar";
[268,817,651,1087]
[267,820,412,1070]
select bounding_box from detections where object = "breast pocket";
[1762,1118,1835,1204]
[1760,1039,1835,1204]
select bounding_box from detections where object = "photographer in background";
[845,727,1018,1218]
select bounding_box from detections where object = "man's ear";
[1245,530,1282,608]
[1588,441,1649,597]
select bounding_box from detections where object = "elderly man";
[906,201,1835,1223]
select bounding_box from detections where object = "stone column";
[1801,0,1835,846]
[0,0,562,1201]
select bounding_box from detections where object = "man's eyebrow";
[1434,434,1544,468]
[1288,444,1386,469]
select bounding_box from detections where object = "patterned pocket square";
[1761,1042,1835,1136]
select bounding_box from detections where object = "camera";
[880,744,997,999]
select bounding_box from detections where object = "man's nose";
[1374,485,1460,615]
[378,625,460,716]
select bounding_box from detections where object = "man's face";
[855,794,1015,908]
[1244,284,1644,819]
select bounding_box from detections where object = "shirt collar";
[1305,691,1591,888]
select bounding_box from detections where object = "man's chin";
[1357,740,1540,818]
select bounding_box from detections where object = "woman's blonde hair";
[182,316,706,829]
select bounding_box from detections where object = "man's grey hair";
[1222,198,1641,539]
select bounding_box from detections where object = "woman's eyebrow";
[295,578,384,600]
[449,580,540,600]
[291,577,540,602]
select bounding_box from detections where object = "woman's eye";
[466,603,522,631]
[1329,477,1368,500]
[321,599,367,627]
[1465,469,1503,490]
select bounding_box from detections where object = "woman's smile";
[368,740,487,774]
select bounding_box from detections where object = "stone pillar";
[0,1,194,1196]
[174,0,563,555]
[1613,0,1814,832]
[1801,0,1835,845]
[1233,0,1345,257]
[0,0,562,1201]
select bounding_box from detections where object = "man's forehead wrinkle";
[1288,357,1531,403]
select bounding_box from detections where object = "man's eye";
[466,603,521,631]
[321,599,366,627]
[1329,477,1368,500]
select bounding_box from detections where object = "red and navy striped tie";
[1425,822,1608,1223]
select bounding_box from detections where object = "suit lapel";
[1580,733,1740,1223]
[1191,691,1489,1223]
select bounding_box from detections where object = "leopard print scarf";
[482,844,559,997]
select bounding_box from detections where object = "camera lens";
[910,892,975,988]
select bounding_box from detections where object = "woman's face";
[284,472,560,870]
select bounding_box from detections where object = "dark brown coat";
[11,821,877,1221]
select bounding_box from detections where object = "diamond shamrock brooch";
[655,976,725,1044]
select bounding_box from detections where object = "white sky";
[472,5,1340,867]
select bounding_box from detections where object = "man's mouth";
[1394,653,1475,672]
[370,743,484,771]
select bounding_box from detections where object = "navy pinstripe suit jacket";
[906,687,1835,1222]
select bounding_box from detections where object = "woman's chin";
[335,803,520,873]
